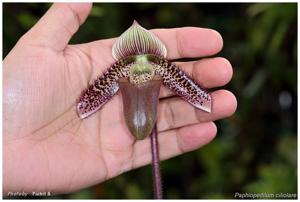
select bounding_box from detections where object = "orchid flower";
[77,21,211,139]
[76,21,212,199]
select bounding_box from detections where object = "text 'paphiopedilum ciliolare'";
[76,21,212,199]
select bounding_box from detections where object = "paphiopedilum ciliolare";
[77,21,212,140]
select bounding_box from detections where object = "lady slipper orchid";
[77,21,212,140]
[76,21,212,199]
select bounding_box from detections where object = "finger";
[20,3,92,51]
[79,26,223,65]
[131,122,217,169]
[152,27,223,59]
[157,90,237,131]
[159,57,233,98]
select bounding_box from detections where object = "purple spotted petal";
[77,58,132,119]
[150,56,212,113]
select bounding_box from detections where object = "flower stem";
[150,124,163,199]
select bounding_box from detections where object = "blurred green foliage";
[3,3,297,199]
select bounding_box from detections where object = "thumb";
[20,3,92,51]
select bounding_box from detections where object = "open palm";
[3,3,237,195]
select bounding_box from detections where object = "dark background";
[3,3,297,199]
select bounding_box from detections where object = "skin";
[3,3,237,195]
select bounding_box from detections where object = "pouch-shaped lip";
[118,76,162,140]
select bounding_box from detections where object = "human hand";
[3,3,237,194]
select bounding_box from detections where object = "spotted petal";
[112,20,167,60]
[148,56,212,113]
[77,57,133,119]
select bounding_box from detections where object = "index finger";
[152,27,223,60]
